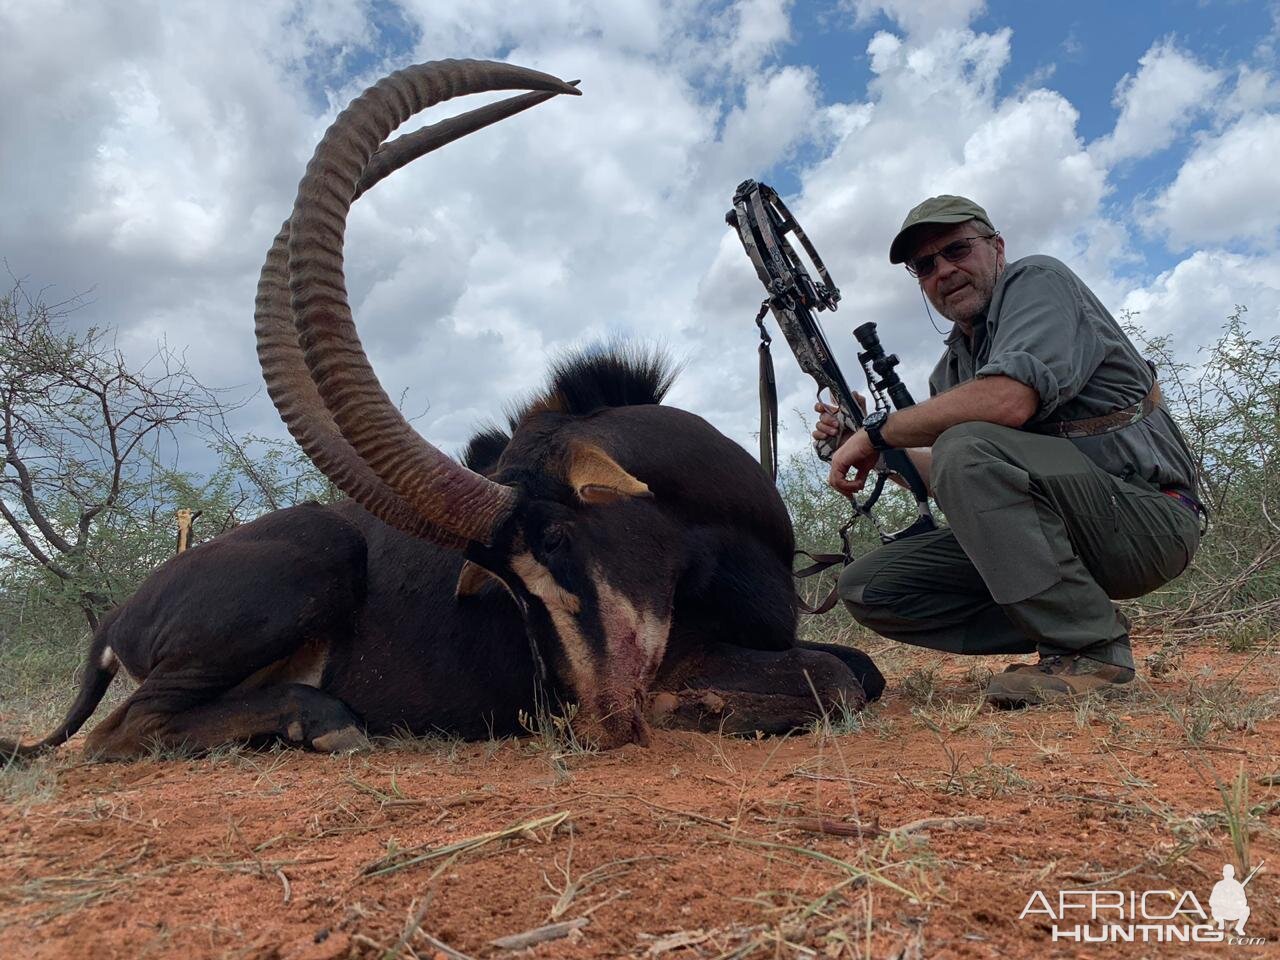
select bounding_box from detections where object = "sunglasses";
[906,233,999,279]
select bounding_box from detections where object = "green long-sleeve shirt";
[928,255,1198,491]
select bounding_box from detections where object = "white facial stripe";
[508,554,672,732]
[509,553,580,614]
[509,552,594,694]
[595,578,670,688]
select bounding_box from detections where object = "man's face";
[910,220,1006,329]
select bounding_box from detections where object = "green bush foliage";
[1126,307,1280,634]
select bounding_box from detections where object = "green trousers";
[839,422,1201,669]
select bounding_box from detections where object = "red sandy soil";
[2,638,1278,960]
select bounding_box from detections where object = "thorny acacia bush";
[1126,307,1280,639]
[779,306,1279,646]
[0,282,229,635]
[0,284,336,694]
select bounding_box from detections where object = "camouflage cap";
[889,195,995,264]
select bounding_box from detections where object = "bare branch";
[0,276,238,628]
[0,497,70,580]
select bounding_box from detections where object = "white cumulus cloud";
[1143,112,1280,249]
[1091,39,1223,165]
[1120,250,1280,343]
[1,0,1276,475]
[698,20,1114,441]
[850,0,988,37]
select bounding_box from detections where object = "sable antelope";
[1,60,882,762]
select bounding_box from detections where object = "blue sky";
[1,0,1278,473]
[773,1,1276,277]
[977,2,1263,138]
[979,0,1274,272]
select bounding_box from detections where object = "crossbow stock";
[726,179,936,547]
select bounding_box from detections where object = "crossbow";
[726,179,936,546]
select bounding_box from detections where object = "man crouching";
[816,195,1203,707]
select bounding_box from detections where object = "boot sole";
[985,681,1134,709]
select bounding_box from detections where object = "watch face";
[864,410,890,449]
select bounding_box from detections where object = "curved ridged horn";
[257,226,462,544]
[286,60,580,545]
[354,80,579,200]
[258,65,578,544]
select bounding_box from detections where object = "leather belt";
[1032,377,1163,439]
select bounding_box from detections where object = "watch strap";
[864,411,892,451]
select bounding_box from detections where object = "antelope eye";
[540,523,568,554]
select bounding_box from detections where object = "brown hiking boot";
[985,655,1134,708]
[1000,661,1038,673]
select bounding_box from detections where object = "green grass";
[806,690,866,739]
[900,665,941,706]
[0,627,136,807]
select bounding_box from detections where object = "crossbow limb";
[726,179,936,545]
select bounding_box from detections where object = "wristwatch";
[862,409,893,451]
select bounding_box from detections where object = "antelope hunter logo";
[1019,861,1266,945]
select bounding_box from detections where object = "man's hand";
[828,428,880,497]
[812,391,867,450]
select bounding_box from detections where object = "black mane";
[460,343,681,472]
[516,342,680,423]
[460,426,513,475]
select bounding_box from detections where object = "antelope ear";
[455,559,501,598]
[564,441,652,505]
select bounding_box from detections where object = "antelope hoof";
[311,726,370,753]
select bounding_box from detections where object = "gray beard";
[932,263,1003,327]
[933,294,993,329]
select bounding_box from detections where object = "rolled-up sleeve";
[975,263,1104,418]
